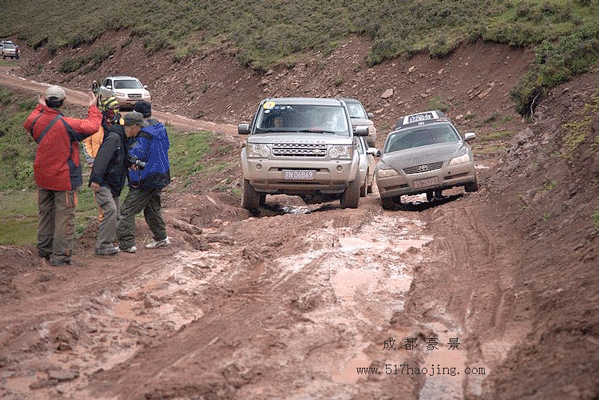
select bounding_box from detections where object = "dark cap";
[123,111,149,127]
[133,101,152,118]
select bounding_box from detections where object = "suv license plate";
[284,170,315,180]
[413,177,439,188]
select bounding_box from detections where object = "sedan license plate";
[413,176,439,188]
[284,170,315,180]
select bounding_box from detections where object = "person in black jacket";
[89,121,138,256]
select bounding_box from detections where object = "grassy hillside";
[1,0,599,115]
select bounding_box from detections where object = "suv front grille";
[403,162,443,175]
[273,143,327,157]
[128,94,142,99]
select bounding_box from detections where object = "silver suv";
[238,98,369,210]
[1,41,19,59]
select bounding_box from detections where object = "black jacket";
[89,125,129,197]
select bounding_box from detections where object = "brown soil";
[1,33,598,400]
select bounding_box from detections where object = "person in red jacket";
[23,85,101,266]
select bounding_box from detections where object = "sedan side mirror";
[464,132,476,141]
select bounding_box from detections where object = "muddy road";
[0,70,579,400]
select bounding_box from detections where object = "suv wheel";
[340,178,360,209]
[380,197,395,210]
[360,178,367,197]
[241,179,261,210]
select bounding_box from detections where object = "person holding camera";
[88,112,135,256]
[117,111,171,253]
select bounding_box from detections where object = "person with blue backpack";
[117,111,171,253]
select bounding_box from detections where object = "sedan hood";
[382,142,465,170]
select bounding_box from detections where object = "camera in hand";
[129,156,146,169]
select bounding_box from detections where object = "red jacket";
[24,104,102,191]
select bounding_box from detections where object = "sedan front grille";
[272,143,327,157]
[403,162,443,175]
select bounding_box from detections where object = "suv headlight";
[247,143,271,158]
[329,145,353,159]
[449,153,471,166]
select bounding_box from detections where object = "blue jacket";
[128,122,171,189]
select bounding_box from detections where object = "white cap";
[45,85,66,101]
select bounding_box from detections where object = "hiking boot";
[95,246,120,256]
[49,258,72,266]
[146,237,170,249]
[120,245,137,254]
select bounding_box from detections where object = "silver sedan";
[375,112,478,209]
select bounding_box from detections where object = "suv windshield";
[345,102,368,119]
[114,79,143,89]
[385,123,460,153]
[255,104,350,136]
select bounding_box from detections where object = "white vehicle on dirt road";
[93,76,151,109]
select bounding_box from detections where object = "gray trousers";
[117,187,166,249]
[94,186,120,251]
[37,189,76,264]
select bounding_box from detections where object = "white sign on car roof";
[402,111,440,126]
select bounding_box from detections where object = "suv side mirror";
[464,132,476,141]
[367,148,380,157]
[354,126,369,136]
[238,124,250,135]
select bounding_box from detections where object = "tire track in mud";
[405,199,534,399]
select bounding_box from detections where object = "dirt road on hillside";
[0,71,569,400]
[0,67,239,138]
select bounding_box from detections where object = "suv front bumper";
[242,156,358,195]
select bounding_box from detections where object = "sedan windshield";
[255,104,350,136]
[385,124,460,153]
[114,79,143,89]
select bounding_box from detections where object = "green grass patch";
[593,209,599,227]
[169,129,213,177]
[561,88,599,157]
[0,217,37,245]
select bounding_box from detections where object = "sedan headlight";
[449,153,471,166]
[377,168,399,178]
[247,143,271,158]
[329,145,353,159]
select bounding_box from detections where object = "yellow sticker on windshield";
[263,101,276,110]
